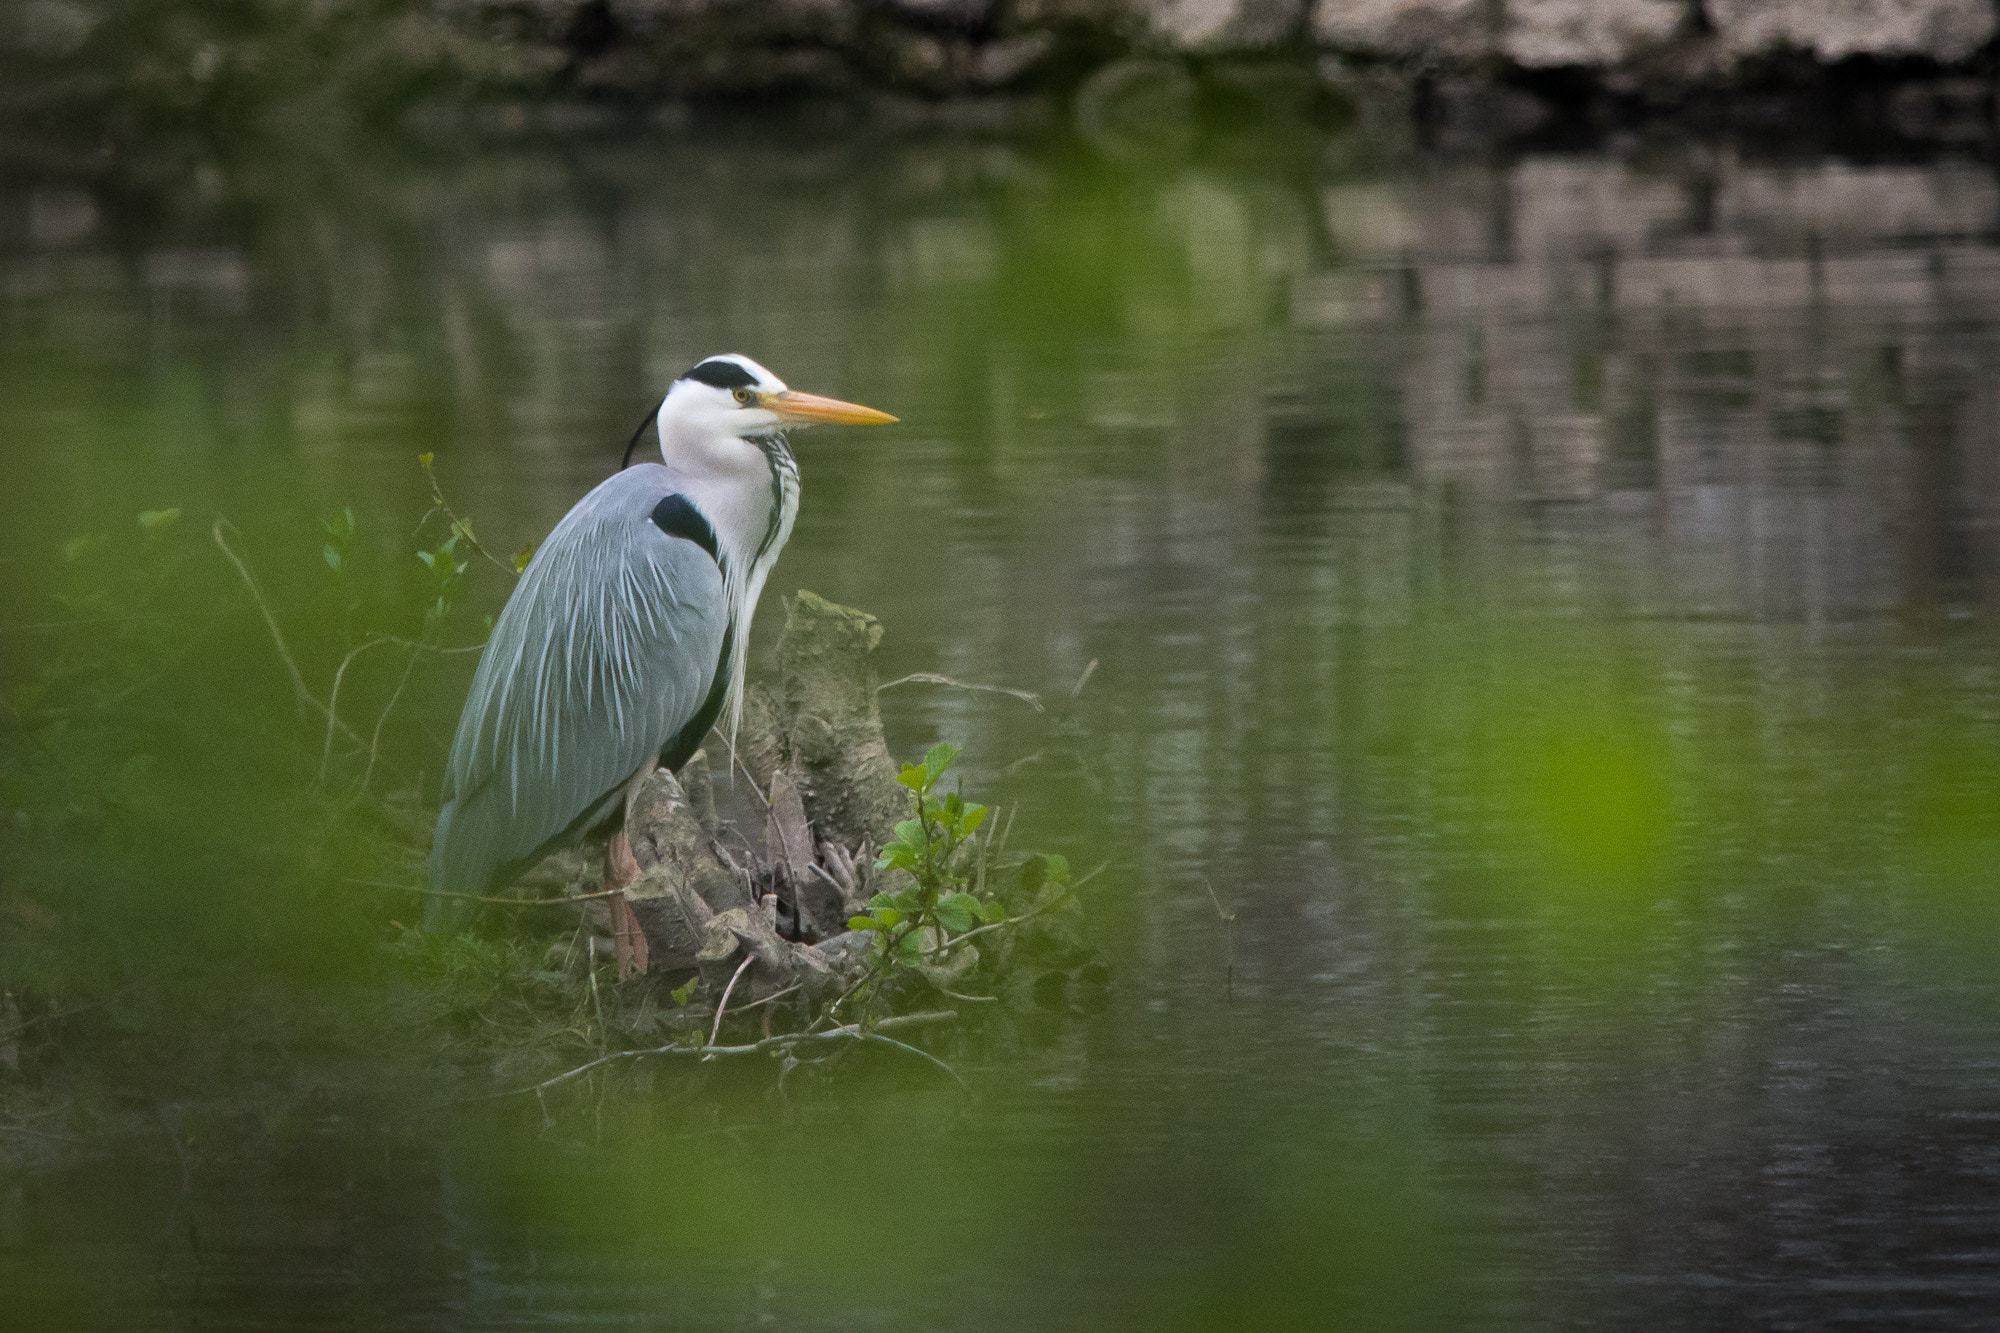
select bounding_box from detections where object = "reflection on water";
[6,129,2000,1327]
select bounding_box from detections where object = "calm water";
[6,123,2000,1328]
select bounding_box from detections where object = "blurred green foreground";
[4,115,2000,1328]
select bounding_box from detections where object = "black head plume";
[620,397,665,470]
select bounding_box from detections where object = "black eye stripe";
[681,358,759,390]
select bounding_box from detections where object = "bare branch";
[878,672,1044,713]
[1070,658,1099,698]
[213,517,362,747]
[322,636,392,785]
[945,860,1107,951]
[702,954,755,1061]
[447,1011,963,1107]
[345,878,627,907]
[356,643,421,798]
[419,456,524,577]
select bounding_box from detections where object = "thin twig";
[1201,877,1237,1002]
[995,804,1018,859]
[730,983,802,1014]
[345,879,627,906]
[321,636,392,785]
[840,1028,968,1090]
[946,861,1107,950]
[356,643,421,798]
[730,739,770,807]
[702,955,755,1061]
[419,456,523,577]
[213,517,360,745]
[0,1001,98,1043]
[933,985,999,1004]
[446,1011,961,1107]
[0,1123,81,1142]
[1070,658,1099,698]
[587,940,609,1056]
[877,672,1044,713]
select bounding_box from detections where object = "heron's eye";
[733,387,755,405]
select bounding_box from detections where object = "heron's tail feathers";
[424,795,499,932]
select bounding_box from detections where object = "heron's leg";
[603,761,662,894]
[605,826,641,893]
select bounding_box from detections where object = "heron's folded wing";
[440,475,728,872]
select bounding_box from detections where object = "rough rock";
[970,31,1060,86]
[1141,0,1305,53]
[1503,0,1685,68]
[1707,0,1995,64]
[1310,0,1493,62]
[883,0,996,28]
[16,0,2000,139]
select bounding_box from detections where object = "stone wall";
[5,0,1998,135]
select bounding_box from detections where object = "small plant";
[320,507,355,574]
[848,744,1004,966]
[415,530,469,621]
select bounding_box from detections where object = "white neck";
[658,412,799,746]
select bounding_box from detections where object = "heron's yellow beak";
[766,390,898,426]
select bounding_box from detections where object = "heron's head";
[649,354,895,472]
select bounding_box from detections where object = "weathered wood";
[756,591,908,852]
[766,768,849,940]
[679,747,720,838]
[612,593,922,980]
[625,767,752,917]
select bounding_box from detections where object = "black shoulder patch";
[650,493,721,565]
[680,358,758,390]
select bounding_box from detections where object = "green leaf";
[847,915,880,932]
[1044,854,1071,883]
[893,819,927,849]
[670,977,698,1004]
[417,452,435,469]
[923,742,959,784]
[976,899,1006,924]
[961,805,990,835]
[869,890,918,913]
[936,892,980,933]
[322,544,342,572]
[416,549,437,570]
[875,846,918,872]
[137,508,181,532]
[898,763,929,791]
[875,909,902,930]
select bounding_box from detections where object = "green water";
[5,122,2000,1327]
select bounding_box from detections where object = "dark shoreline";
[7,2,2000,166]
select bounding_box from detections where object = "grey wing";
[427,468,727,912]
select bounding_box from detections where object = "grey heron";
[425,354,896,930]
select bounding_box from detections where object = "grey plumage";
[422,353,895,931]
[425,464,727,928]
